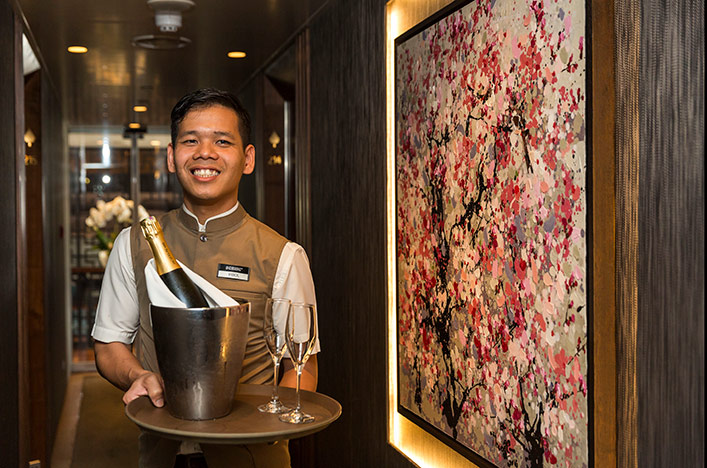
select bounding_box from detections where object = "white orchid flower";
[89,207,107,228]
[117,207,132,224]
[98,249,109,268]
[137,205,150,221]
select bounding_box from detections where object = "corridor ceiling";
[16,0,327,130]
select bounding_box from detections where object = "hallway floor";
[52,372,140,467]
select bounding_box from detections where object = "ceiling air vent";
[131,34,192,50]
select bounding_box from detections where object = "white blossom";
[137,205,149,221]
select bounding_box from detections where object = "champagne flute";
[279,302,317,424]
[258,298,292,414]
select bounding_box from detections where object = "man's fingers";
[146,384,165,407]
[122,372,165,407]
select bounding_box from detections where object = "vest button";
[200,234,207,242]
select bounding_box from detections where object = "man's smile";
[191,168,221,178]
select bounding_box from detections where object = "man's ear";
[167,143,176,173]
[243,144,255,175]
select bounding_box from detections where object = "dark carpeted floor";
[71,375,140,467]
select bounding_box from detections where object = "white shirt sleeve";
[91,227,141,344]
[272,242,321,354]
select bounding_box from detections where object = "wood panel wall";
[0,1,23,464]
[637,0,704,466]
[308,0,413,466]
[25,68,49,466]
[41,67,70,463]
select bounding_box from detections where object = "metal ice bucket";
[150,302,251,420]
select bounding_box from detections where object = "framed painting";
[394,0,592,467]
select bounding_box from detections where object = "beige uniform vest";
[130,205,288,385]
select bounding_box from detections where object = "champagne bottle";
[139,216,209,308]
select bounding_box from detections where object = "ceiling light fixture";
[147,0,195,32]
[227,51,246,59]
[128,122,141,129]
[67,45,88,54]
[133,105,148,112]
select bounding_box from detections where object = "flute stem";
[295,364,303,411]
[272,361,280,401]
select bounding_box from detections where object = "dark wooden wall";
[637,0,704,466]
[1,2,68,465]
[41,59,70,464]
[0,1,23,464]
[307,0,413,466]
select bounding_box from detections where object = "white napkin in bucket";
[144,258,238,456]
[144,258,239,308]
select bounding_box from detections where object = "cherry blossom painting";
[395,1,589,467]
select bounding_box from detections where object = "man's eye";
[216,139,232,146]
[182,139,197,145]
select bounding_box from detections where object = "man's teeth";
[192,168,220,177]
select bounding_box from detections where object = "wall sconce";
[24,128,36,148]
[269,131,280,149]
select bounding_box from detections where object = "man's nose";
[195,142,217,158]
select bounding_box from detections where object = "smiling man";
[91,88,319,468]
[167,102,255,219]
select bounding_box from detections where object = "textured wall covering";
[615,0,639,465]
[41,71,70,461]
[0,3,21,463]
[637,0,704,467]
[308,0,413,466]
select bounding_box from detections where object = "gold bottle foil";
[139,216,179,275]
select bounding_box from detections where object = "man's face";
[167,104,254,218]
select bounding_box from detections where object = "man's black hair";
[170,88,251,148]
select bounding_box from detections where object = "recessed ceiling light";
[128,122,141,129]
[67,45,88,54]
[150,140,161,147]
[133,105,148,112]
[227,51,246,59]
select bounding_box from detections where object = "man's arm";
[280,355,318,391]
[273,243,320,392]
[94,341,165,407]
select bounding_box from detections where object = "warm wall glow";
[67,45,88,54]
[386,1,479,467]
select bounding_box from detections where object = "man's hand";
[122,370,165,407]
[94,341,166,408]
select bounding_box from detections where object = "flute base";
[257,399,291,414]
[279,409,315,424]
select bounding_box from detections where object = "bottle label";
[216,263,250,281]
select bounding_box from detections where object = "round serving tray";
[126,384,342,445]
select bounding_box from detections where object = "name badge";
[217,263,250,281]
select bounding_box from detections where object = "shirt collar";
[181,202,239,233]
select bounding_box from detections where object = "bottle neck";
[145,235,180,275]
[140,217,180,275]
